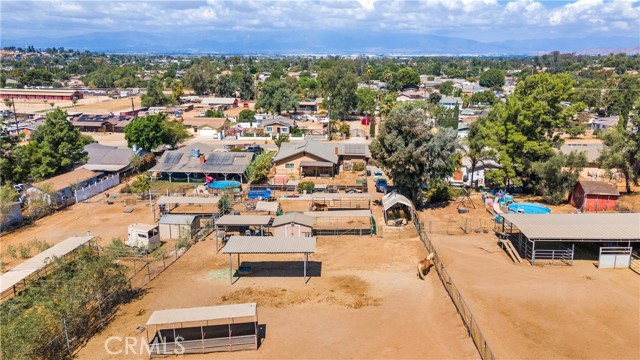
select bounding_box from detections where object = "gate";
[598,247,632,269]
[75,174,120,203]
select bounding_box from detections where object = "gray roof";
[1,236,93,294]
[338,143,371,158]
[201,97,237,105]
[260,117,292,127]
[221,236,317,254]
[439,96,462,104]
[156,196,219,205]
[272,212,315,227]
[577,181,620,196]
[158,214,198,225]
[381,192,414,211]
[216,215,272,226]
[273,140,339,164]
[83,143,138,171]
[150,142,253,174]
[501,213,640,241]
[559,143,604,163]
[147,303,256,326]
[255,201,279,213]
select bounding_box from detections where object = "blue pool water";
[508,202,551,214]
[208,180,241,189]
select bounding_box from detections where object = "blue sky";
[1,0,639,52]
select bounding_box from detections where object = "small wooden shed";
[569,181,620,212]
[158,214,199,240]
[271,213,314,237]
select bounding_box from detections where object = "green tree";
[218,194,232,214]
[439,81,454,96]
[162,120,190,149]
[597,123,639,193]
[204,109,225,117]
[469,90,497,106]
[465,121,497,187]
[356,87,376,116]
[532,151,587,204]
[238,109,256,123]
[318,61,358,119]
[429,92,442,104]
[17,108,92,181]
[124,113,166,151]
[255,80,298,114]
[390,68,420,90]
[479,69,505,89]
[141,77,173,107]
[369,114,376,138]
[246,151,275,182]
[379,92,397,118]
[171,80,184,101]
[130,174,151,195]
[183,59,216,94]
[370,101,460,203]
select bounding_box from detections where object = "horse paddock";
[75,235,479,359]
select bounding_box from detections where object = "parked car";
[246,145,263,155]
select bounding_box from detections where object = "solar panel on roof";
[163,153,183,164]
[205,154,235,165]
[345,144,365,154]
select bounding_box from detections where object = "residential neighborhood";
[1,2,640,359]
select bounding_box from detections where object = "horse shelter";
[499,213,640,267]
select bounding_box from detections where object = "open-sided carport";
[500,213,640,267]
[221,236,317,284]
[146,303,258,356]
[215,215,272,252]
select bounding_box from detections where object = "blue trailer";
[247,188,272,199]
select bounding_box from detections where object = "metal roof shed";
[0,236,94,301]
[146,303,258,356]
[221,236,317,284]
[215,215,273,251]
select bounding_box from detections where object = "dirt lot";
[1,96,141,114]
[0,186,154,269]
[417,200,640,359]
[75,234,478,359]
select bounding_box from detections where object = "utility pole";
[11,97,18,136]
[131,97,135,113]
[327,96,331,141]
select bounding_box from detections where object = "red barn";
[0,89,83,101]
[569,181,620,212]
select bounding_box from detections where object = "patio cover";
[300,161,333,167]
[255,201,279,213]
[216,215,272,226]
[501,213,640,241]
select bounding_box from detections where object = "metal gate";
[598,247,632,269]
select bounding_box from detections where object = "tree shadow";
[235,261,322,278]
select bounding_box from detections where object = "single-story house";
[569,181,620,212]
[272,141,371,178]
[119,107,148,117]
[149,143,253,183]
[299,98,323,113]
[559,142,604,166]
[29,168,99,207]
[271,212,314,237]
[453,157,501,187]
[0,88,83,101]
[2,120,44,140]
[71,114,134,133]
[396,94,425,102]
[181,117,228,138]
[589,116,619,132]
[201,97,238,108]
[79,143,148,175]
[439,96,462,109]
[260,116,293,135]
[158,214,199,240]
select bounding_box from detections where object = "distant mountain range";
[4,30,639,55]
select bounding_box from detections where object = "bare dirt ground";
[82,132,129,146]
[1,96,141,114]
[75,234,478,359]
[0,184,154,269]
[417,199,640,359]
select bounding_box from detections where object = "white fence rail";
[75,174,120,203]
[599,247,632,269]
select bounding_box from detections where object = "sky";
[1,0,639,53]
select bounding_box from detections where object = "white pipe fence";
[75,174,120,203]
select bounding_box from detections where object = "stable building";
[0,88,83,101]
[569,181,620,212]
[158,214,200,240]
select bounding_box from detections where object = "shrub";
[352,162,365,172]
[18,244,32,259]
[120,183,131,193]
[298,181,315,194]
[5,245,17,259]
[425,182,453,203]
[29,239,50,252]
[218,195,232,215]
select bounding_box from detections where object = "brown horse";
[417,253,435,280]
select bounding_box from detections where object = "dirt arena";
[418,199,640,359]
[1,96,142,114]
[75,235,478,359]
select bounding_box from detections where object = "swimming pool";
[508,202,551,214]
[208,180,241,189]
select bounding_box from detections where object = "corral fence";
[75,173,120,203]
[411,209,496,360]
[422,218,493,236]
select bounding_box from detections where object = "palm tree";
[366,65,373,85]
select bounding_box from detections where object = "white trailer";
[127,223,161,251]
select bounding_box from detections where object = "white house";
[439,96,462,109]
